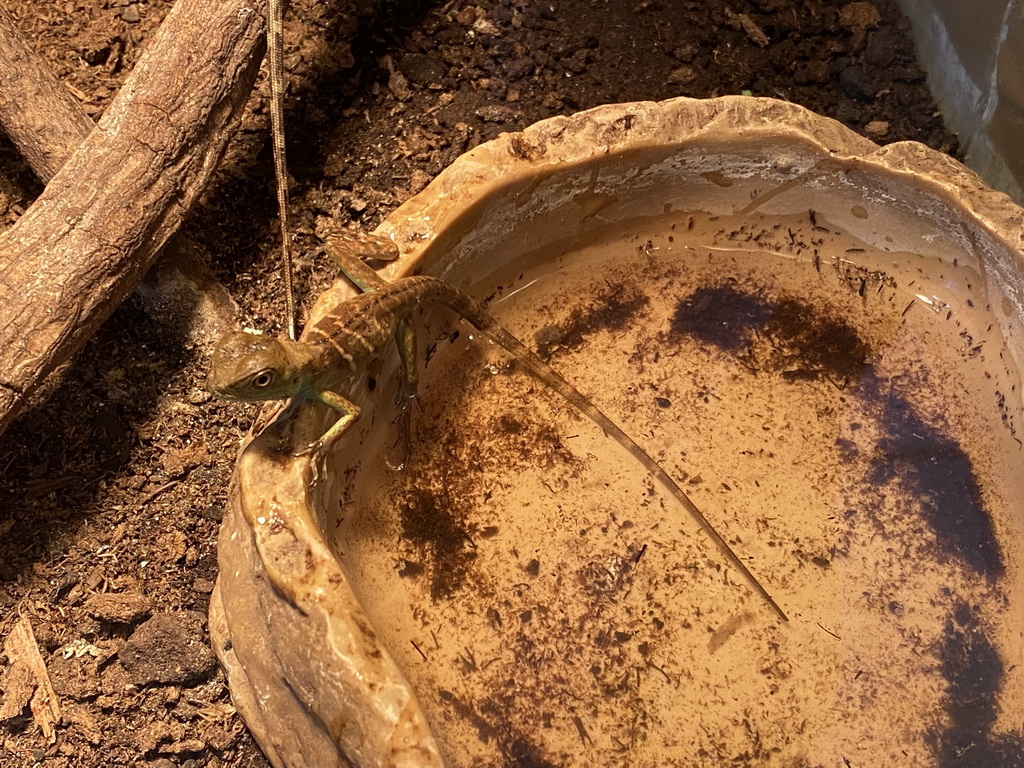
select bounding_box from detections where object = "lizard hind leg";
[320,226,399,292]
[331,246,389,293]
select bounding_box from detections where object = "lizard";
[225,0,787,621]
[207,232,789,622]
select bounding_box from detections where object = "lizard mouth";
[205,379,243,400]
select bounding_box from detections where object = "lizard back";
[303,276,461,373]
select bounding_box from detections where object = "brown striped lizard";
[207,230,787,621]
[207,1,788,622]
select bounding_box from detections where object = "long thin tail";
[268,0,296,340]
[429,279,788,621]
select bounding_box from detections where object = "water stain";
[534,281,649,360]
[931,601,1024,767]
[707,611,754,654]
[669,284,872,384]
[400,488,477,600]
[670,282,1003,580]
[760,296,872,384]
[670,283,773,354]
[437,689,559,768]
[862,375,1004,580]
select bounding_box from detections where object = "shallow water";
[331,209,1024,768]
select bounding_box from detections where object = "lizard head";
[207,331,308,402]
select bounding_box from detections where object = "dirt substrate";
[0,0,964,766]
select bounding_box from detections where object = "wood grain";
[0,0,266,435]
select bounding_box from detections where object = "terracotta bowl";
[210,97,1024,768]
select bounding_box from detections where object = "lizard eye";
[251,370,275,389]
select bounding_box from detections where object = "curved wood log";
[0,0,267,435]
[0,10,94,182]
[0,8,240,353]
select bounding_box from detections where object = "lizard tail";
[426,278,788,622]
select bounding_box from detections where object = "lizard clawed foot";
[293,441,323,458]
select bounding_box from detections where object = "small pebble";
[864,120,889,138]
[119,612,217,686]
[85,592,153,624]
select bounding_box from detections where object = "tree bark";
[0,8,240,355]
[0,0,266,436]
[0,10,94,182]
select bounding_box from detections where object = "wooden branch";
[0,10,93,183]
[0,8,240,354]
[0,616,60,742]
[0,0,267,436]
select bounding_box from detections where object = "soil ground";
[0,0,960,766]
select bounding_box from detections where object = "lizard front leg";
[296,389,361,456]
